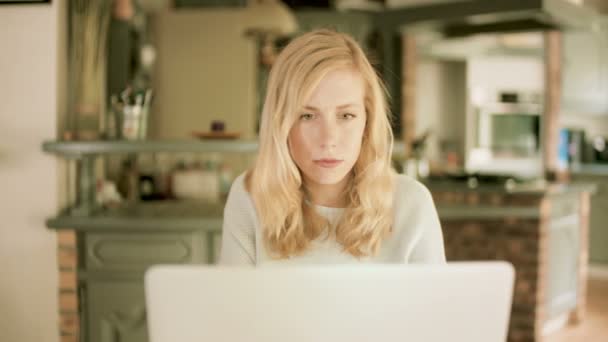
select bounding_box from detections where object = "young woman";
[219,29,445,265]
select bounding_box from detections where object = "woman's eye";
[341,113,356,119]
[300,113,314,120]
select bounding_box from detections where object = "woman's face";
[288,68,367,187]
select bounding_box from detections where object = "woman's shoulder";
[227,170,253,203]
[393,173,432,196]
[231,170,249,193]
[224,170,259,224]
[392,173,435,209]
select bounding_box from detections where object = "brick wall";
[57,230,79,342]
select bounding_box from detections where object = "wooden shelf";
[42,139,260,157]
[46,215,222,232]
[46,200,224,232]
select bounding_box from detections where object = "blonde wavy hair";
[245,29,396,259]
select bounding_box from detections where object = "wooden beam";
[401,34,416,158]
[542,31,563,180]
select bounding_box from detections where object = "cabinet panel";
[85,231,208,271]
[86,281,148,342]
[589,195,608,263]
[562,29,608,115]
[545,214,579,320]
[571,174,608,264]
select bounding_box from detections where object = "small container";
[171,169,220,202]
[121,104,143,140]
[108,88,152,140]
[211,120,225,132]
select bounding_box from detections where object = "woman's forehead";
[301,68,365,110]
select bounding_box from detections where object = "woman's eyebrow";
[302,103,361,111]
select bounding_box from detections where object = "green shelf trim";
[46,215,223,232]
[42,140,260,157]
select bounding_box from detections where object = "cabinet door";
[545,213,579,320]
[562,30,606,114]
[589,186,608,263]
[86,281,148,342]
[571,174,608,263]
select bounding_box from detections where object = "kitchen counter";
[46,181,598,230]
[422,179,597,195]
[571,163,608,176]
[46,200,225,232]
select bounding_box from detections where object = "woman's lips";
[314,159,343,168]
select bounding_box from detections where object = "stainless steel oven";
[466,94,543,178]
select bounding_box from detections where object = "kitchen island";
[425,180,596,342]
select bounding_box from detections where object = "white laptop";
[145,262,514,342]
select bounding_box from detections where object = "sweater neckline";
[303,199,345,216]
[313,204,346,219]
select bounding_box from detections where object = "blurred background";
[1,0,608,341]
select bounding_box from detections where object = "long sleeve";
[218,174,257,265]
[407,182,446,264]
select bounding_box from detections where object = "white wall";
[0,1,65,341]
[467,56,544,101]
[151,8,257,140]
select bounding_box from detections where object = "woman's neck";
[304,174,351,208]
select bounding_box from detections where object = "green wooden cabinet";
[81,230,221,342]
[42,141,244,342]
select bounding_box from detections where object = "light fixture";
[244,0,298,37]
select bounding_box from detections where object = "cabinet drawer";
[86,281,148,342]
[85,232,208,271]
[550,196,580,219]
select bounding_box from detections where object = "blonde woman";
[219,29,445,265]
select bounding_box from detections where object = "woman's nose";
[318,118,338,149]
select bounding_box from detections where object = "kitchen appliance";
[466,91,543,178]
[591,135,608,163]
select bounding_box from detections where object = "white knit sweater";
[219,172,446,265]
